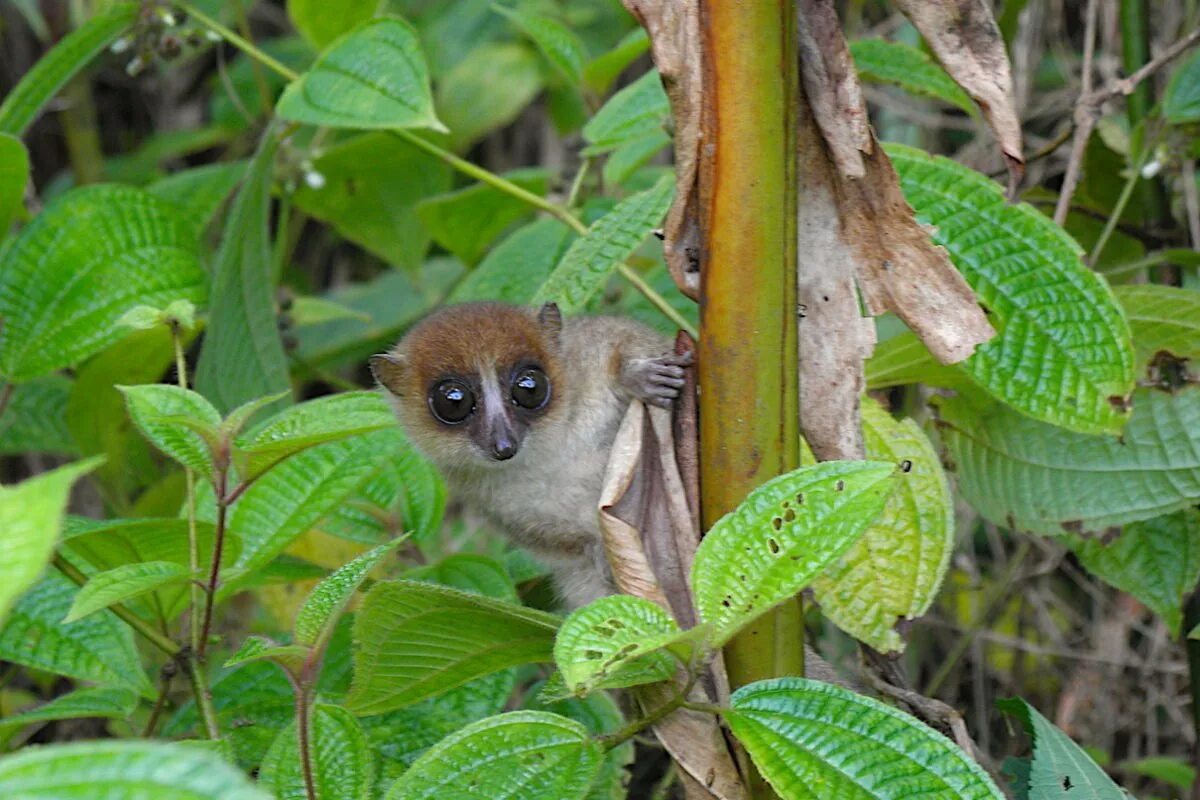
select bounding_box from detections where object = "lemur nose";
[492,439,516,460]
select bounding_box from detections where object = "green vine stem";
[170,320,203,656]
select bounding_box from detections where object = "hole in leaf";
[900,459,913,473]
[772,517,783,530]
[835,479,845,491]
[796,493,804,504]
[584,649,603,660]
[767,538,780,554]
[783,508,795,522]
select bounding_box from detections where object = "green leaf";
[120,385,221,481]
[583,28,649,95]
[0,376,76,455]
[437,42,542,150]
[1164,49,1200,124]
[406,554,518,601]
[450,218,574,304]
[277,17,444,132]
[554,595,681,696]
[729,678,1005,800]
[582,70,669,155]
[416,168,548,265]
[935,386,1200,535]
[0,740,270,799]
[602,130,671,187]
[810,399,954,653]
[1067,509,1200,637]
[287,0,377,50]
[0,184,207,381]
[864,331,967,391]
[290,296,371,327]
[218,433,390,579]
[0,572,152,696]
[348,580,559,714]
[384,711,603,800]
[224,635,309,672]
[1120,756,1195,790]
[0,687,137,734]
[260,704,374,800]
[533,176,674,313]
[148,161,247,239]
[0,4,136,135]
[0,458,99,624]
[494,6,585,83]
[850,38,975,115]
[524,685,632,800]
[887,143,1136,435]
[65,560,193,623]
[692,461,896,645]
[195,129,291,415]
[221,392,293,441]
[235,391,395,482]
[0,133,29,231]
[1114,284,1200,365]
[295,540,399,647]
[997,697,1125,800]
[292,132,452,271]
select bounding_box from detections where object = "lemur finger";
[657,351,694,367]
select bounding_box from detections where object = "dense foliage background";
[1,1,1199,798]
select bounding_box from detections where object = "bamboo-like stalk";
[697,3,801,797]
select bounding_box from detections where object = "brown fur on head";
[371,302,566,469]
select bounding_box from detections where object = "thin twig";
[197,469,230,658]
[1089,145,1151,266]
[142,662,177,737]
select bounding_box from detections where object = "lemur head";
[371,302,565,469]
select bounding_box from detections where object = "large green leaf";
[0,184,206,381]
[583,28,649,95]
[64,561,193,623]
[582,69,669,155]
[437,42,542,150]
[294,540,398,647]
[554,595,681,697]
[148,161,247,239]
[811,399,954,653]
[0,133,29,232]
[348,580,559,714]
[383,711,603,800]
[0,4,136,135]
[729,678,1004,800]
[997,697,1125,800]
[0,572,152,696]
[277,17,444,132]
[692,461,896,645]
[1067,509,1200,637]
[292,132,451,271]
[406,554,518,601]
[260,704,374,800]
[533,176,674,313]
[936,386,1200,535]
[287,0,376,50]
[0,376,76,455]
[850,39,974,115]
[0,741,270,799]
[0,686,137,735]
[120,384,221,481]
[1114,284,1200,365]
[0,459,99,625]
[524,685,632,800]
[887,143,1135,435]
[194,129,291,415]
[416,168,548,266]
[450,218,574,304]
[1164,49,1200,124]
[864,332,967,391]
[235,391,395,482]
[494,6,585,83]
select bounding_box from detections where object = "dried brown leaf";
[797,0,871,178]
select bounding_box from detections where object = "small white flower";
[303,170,327,190]
[110,37,131,54]
[1141,160,1162,179]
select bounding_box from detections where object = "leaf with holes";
[0,741,269,799]
[888,143,1135,435]
[533,176,674,313]
[692,461,896,645]
[936,386,1200,535]
[64,561,194,624]
[1067,509,1200,637]
[276,17,444,132]
[0,185,206,381]
[295,539,398,648]
[998,697,1125,800]
[0,4,136,135]
[383,711,603,800]
[120,385,221,481]
[811,399,954,653]
[260,704,374,800]
[348,581,558,715]
[850,38,974,115]
[554,595,687,696]
[729,678,1004,800]
[0,573,152,696]
[0,458,99,625]
[0,687,137,735]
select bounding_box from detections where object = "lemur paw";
[627,351,693,408]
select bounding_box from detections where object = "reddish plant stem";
[197,468,230,659]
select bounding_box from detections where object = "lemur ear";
[369,353,408,396]
[537,302,562,343]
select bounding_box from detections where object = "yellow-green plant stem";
[1088,144,1151,267]
[170,322,202,656]
[178,0,696,338]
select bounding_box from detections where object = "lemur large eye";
[429,379,475,424]
[511,367,550,410]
